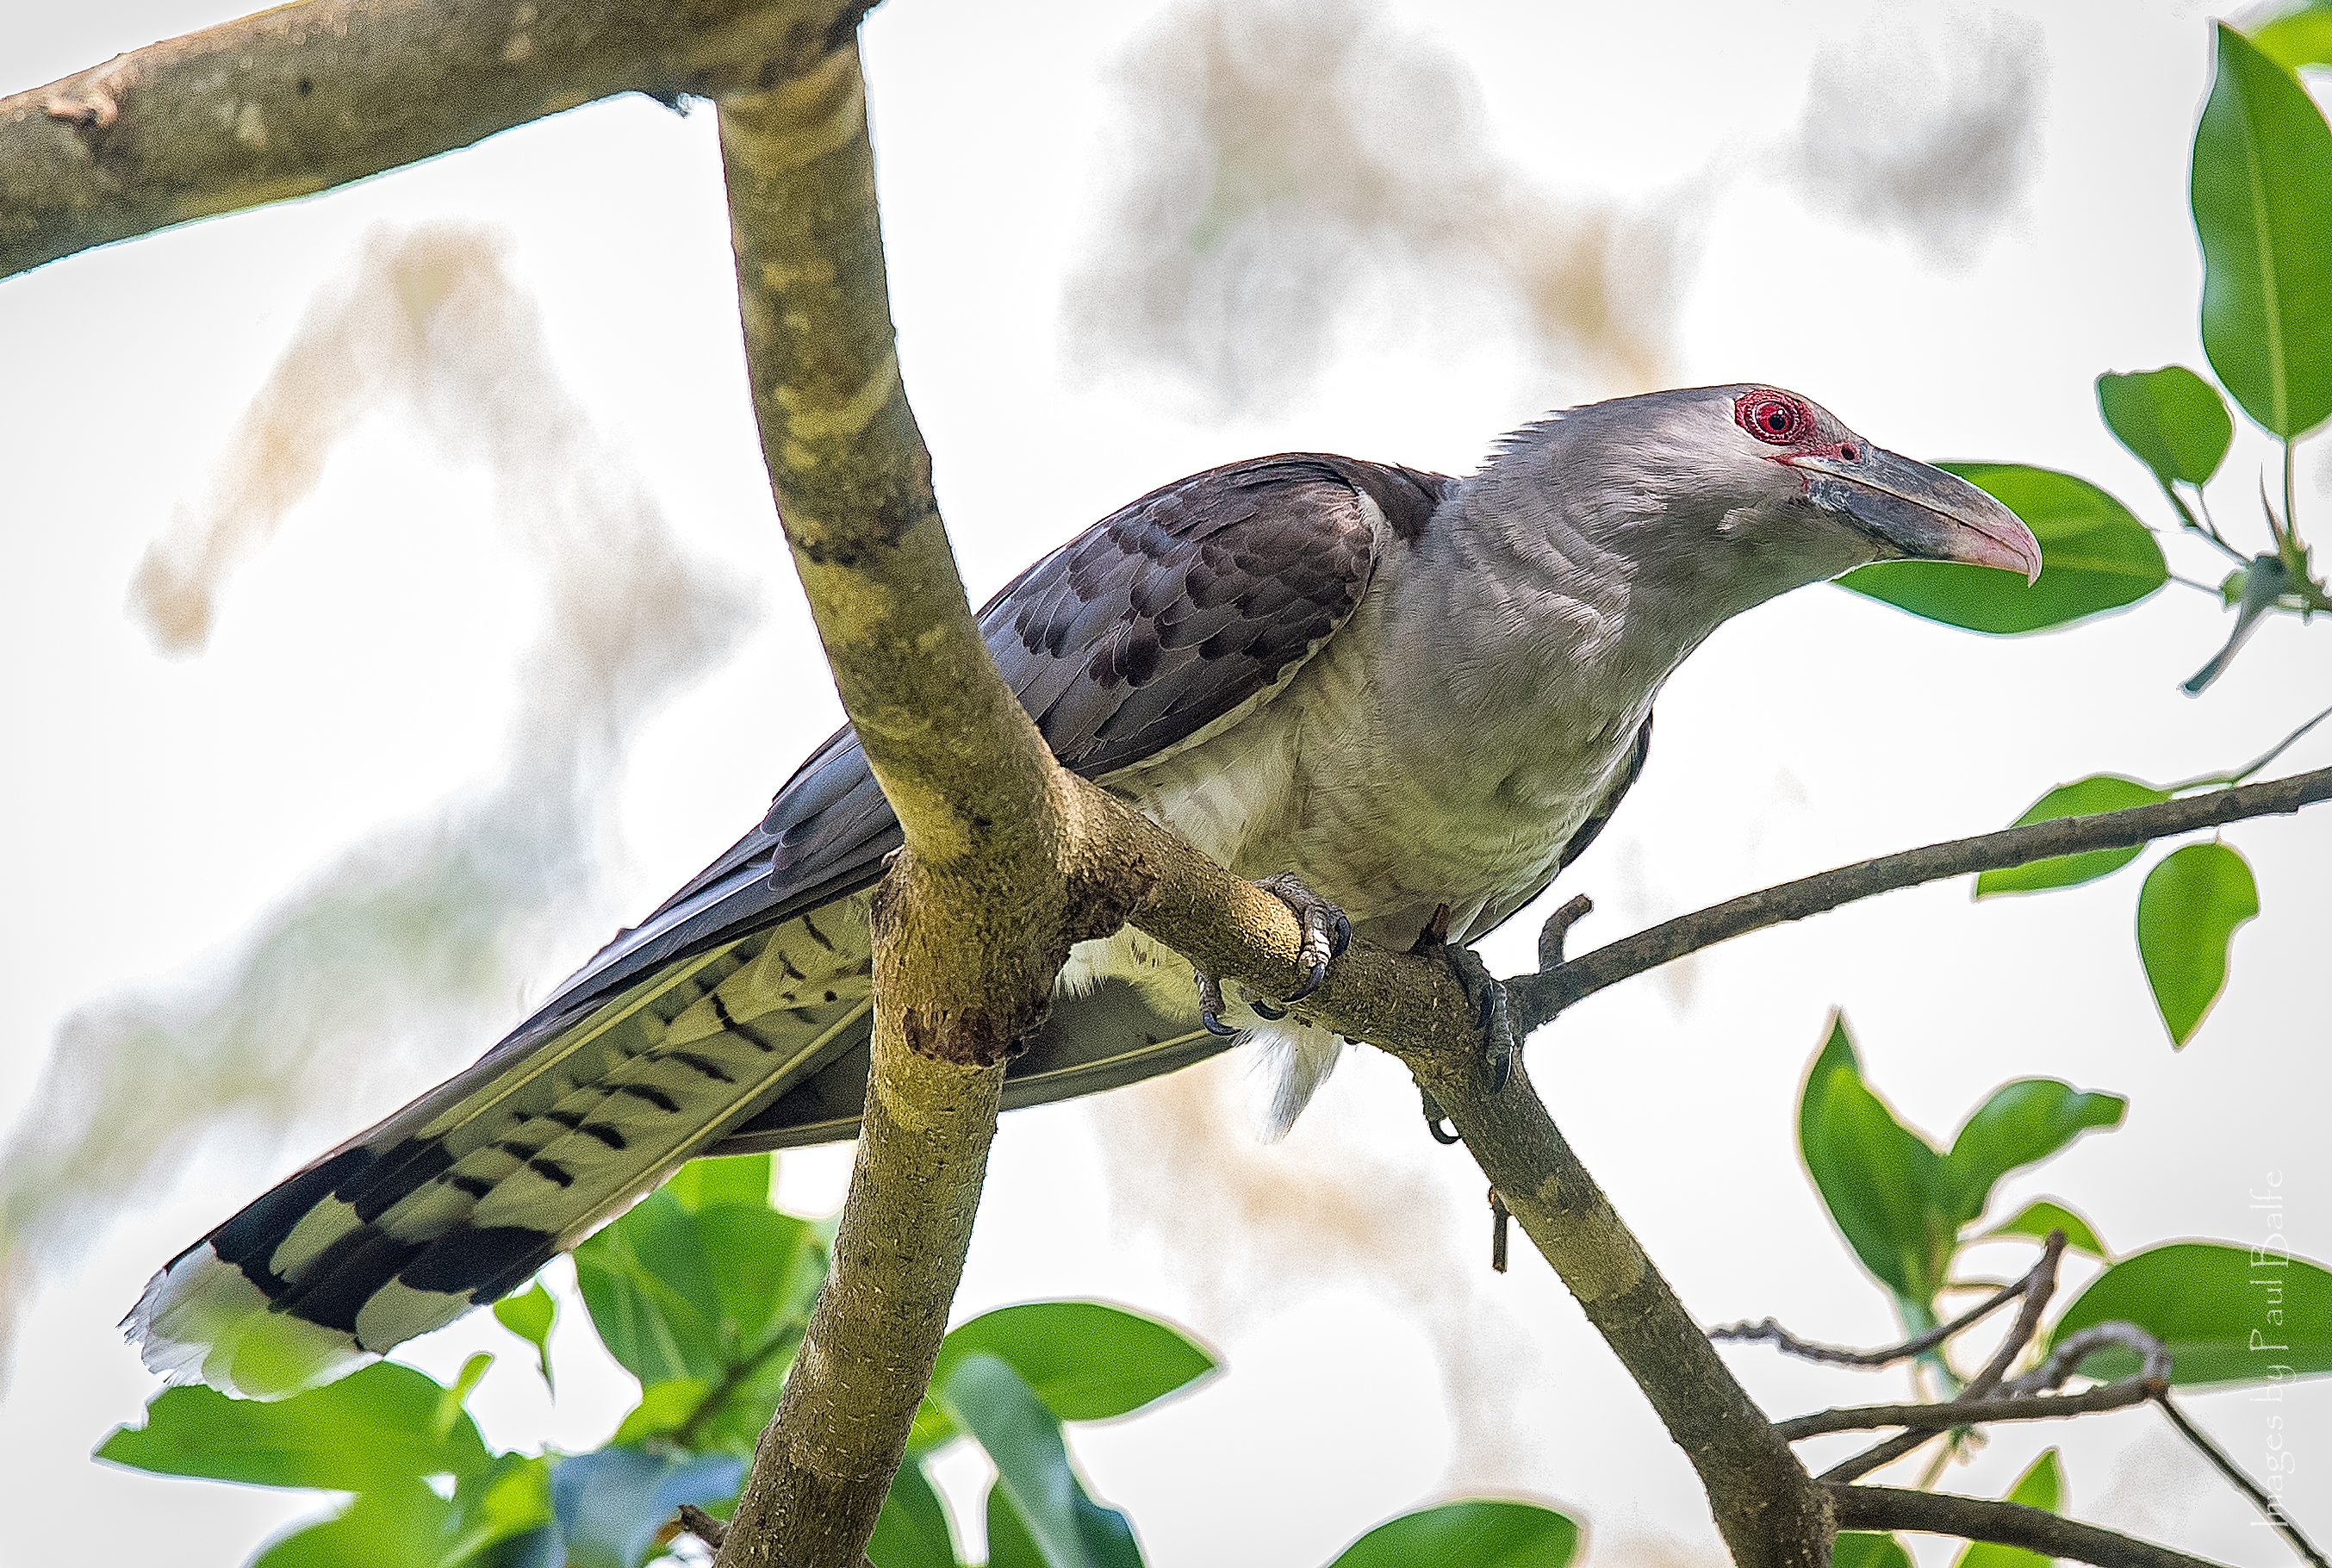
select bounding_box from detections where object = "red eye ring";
[1736,389,1810,445]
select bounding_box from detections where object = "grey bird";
[129,384,2039,1397]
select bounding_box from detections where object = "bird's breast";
[1106,590,1642,948]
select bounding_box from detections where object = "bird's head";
[1479,383,2041,614]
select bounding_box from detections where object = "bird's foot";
[1195,969,1239,1037]
[1192,872,1353,1035]
[1444,940,1515,1095]
[1254,871,1352,1003]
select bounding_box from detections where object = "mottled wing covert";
[538,454,1448,1011]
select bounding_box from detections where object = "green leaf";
[97,1360,491,1494]
[445,1453,557,1567]
[914,1302,1216,1455]
[1952,1450,2061,1568]
[694,1204,826,1358]
[2097,367,2236,489]
[1839,465,2164,633]
[987,1482,1049,1568]
[1831,1534,1913,1568]
[941,1303,1216,1422]
[573,1183,826,1397]
[666,1152,773,1213]
[493,1284,557,1396]
[1326,1500,1581,1568]
[1938,1080,2127,1231]
[1974,775,2171,896]
[247,1484,456,1568]
[607,1379,710,1447]
[868,1459,961,1568]
[933,1353,1141,1568]
[575,1191,725,1385]
[1797,1015,1950,1308]
[548,1447,743,1568]
[2053,1241,2332,1386]
[2136,842,2259,1045]
[1980,1200,2111,1261]
[434,1353,494,1441]
[2254,3,2332,71]
[2194,25,2332,438]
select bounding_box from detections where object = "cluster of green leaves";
[1838,21,2332,1054]
[1795,1014,2329,1553]
[1842,22,2332,659]
[98,1151,1581,1568]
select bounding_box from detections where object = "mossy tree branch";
[0,0,861,280]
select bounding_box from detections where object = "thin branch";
[0,0,861,282]
[1819,1428,1938,1485]
[2168,699,2332,792]
[2155,1394,2328,1568]
[2004,1322,2171,1397]
[1967,1231,2064,1397]
[1511,765,2332,1030]
[1829,1484,2227,1568]
[1780,1379,2161,1440]
[1713,1234,2061,1371]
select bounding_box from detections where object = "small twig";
[1488,1186,1510,1273]
[2155,1392,2328,1568]
[1510,767,2332,1031]
[1829,1484,2227,1568]
[1713,1235,2061,1371]
[2169,699,2332,792]
[1779,1378,2161,1440]
[1821,1427,1943,1484]
[676,1503,730,1550]
[2001,1322,2170,1397]
[1966,1231,2064,1397]
[1537,893,1594,971]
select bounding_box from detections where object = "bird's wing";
[131,455,1447,1394]
[529,452,1450,1015]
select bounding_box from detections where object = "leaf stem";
[2183,483,2249,562]
[2167,699,2332,792]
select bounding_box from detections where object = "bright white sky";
[2,2,2327,1565]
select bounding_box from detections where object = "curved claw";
[1195,968,1239,1036]
[1247,997,1288,1021]
[1489,1048,1512,1095]
[1421,1087,1464,1146]
[1283,960,1328,1005]
[1330,913,1353,959]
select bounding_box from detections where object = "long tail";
[128,901,875,1398]
[130,905,1246,1397]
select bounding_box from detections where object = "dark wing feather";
[528,454,1449,1023]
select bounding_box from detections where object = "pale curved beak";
[1789,448,2043,584]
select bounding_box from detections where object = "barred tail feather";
[127,900,875,1398]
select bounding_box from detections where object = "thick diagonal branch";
[1514,764,2332,1030]
[0,0,861,281]
[1830,1485,2224,1568]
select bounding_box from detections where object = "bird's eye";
[1736,390,1809,445]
